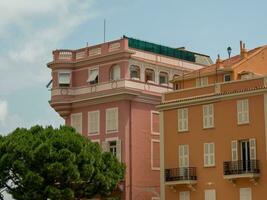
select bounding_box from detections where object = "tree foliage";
[0,126,125,200]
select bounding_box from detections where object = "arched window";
[145,68,155,83]
[110,65,121,81]
[159,72,168,85]
[130,65,140,80]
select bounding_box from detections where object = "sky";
[1,0,267,135]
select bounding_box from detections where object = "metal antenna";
[104,19,106,43]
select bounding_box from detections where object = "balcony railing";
[165,167,197,182]
[223,160,260,176]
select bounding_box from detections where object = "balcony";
[165,167,197,186]
[223,160,260,184]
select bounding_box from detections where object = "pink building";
[47,36,212,199]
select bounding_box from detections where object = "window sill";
[203,126,215,130]
[237,122,250,126]
[88,132,100,136]
[203,165,216,168]
[106,130,118,134]
[177,130,189,133]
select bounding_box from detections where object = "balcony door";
[240,141,250,171]
[179,145,189,178]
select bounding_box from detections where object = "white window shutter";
[102,141,109,152]
[184,109,188,131]
[209,104,214,127]
[205,189,216,200]
[180,191,190,200]
[249,138,256,160]
[203,105,208,128]
[237,100,242,123]
[231,140,238,161]
[204,143,209,166]
[210,143,215,165]
[240,188,251,200]
[243,99,249,123]
[178,109,183,131]
[179,145,183,167]
[116,139,122,162]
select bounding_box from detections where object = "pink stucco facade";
[47,37,209,199]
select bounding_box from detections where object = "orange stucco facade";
[158,42,267,200]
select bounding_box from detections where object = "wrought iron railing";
[165,167,197,182]
[223,160,260,175]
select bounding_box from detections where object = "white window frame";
[196,76,208,87]
[88,110,100,136]
[203,104,214,129]
[179,144,189,168]
[106,107,119,134]
[70,112,82,134]
[104,137,122,162]
[205,189,216,200]
[179,191,190,200]
[110,65,121,81]
[178,108,188,132]
[151,139,160,170]
[58,70,71,87]
[237,99,249,125]
[224,74,231,82]
[151,111,160,135]
[87,67,99,84]
[145,68,155,83]
[159,71,169,85]
[204,143,215,167]
[240,188,251,200]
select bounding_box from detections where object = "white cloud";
[0,0,96,94]
[0,100,8,125]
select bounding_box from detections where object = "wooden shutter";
[179,191,190,200]
[243,99,249,123]
[179,145,189,168]
[237,100,242,123]
[209,104,214,127]
[116,139,122,162]
[203,105,208,128]
[249,138,256,160]
[240,188,251,200]
[231,140,238,161]
[205,189,216,200]
[88,111,99,134]
[178,109,183,131]
[71,113,82,134]
[183,109,188,131]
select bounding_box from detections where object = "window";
[237,99,249,124]
[151,111,159,135]
[224,74,231,82]
[106,108,118,133]
[203,104,214,128]
[159,72,168,85]
[145,68,155,83]
[71,113,82,134]
[240,188,251,200]
[179,145,189,168]
[130,65,140,80]
[180,191,190,200]
[88,68,99,84]
[88,111,99,135]
[151,139,160,170]
[231,139,257,161]
[174,82,182,90]
[110,65,121,81]
[178,108,188,132]
[196,77,208,87]
[231,140,238,161]
[205,189,216,200]
[102,139,122,162]
[58,71,71,87]
[204,143,215,167]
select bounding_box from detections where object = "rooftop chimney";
[240,40,248,58]
[216,54,223,69]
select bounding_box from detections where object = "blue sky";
[1,0,267,135]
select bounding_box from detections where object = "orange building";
[158,42,267,200]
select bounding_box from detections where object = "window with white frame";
[231,139,257,162]
[178,108,188,132]
[130,65,140,80]
[151,111,159,134]
[159,71,168,85]
[179,145,189,168]
[240,188,251,200]
[145,68,155,83]
[88,111,99,135]
[110,65,121,81]
[151,139,160,170]
[204,143,215,167]
[203,104,214,128]
[106,108,118,133]
[102,139,121,162]
[224,74,231,82]
[71,113,82,134]
[196,77,208,87]
[205,189,216,200]
[180,191,190,200]
[237,99,249,124]
[88,68,99,84]
[58,71,71,87]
